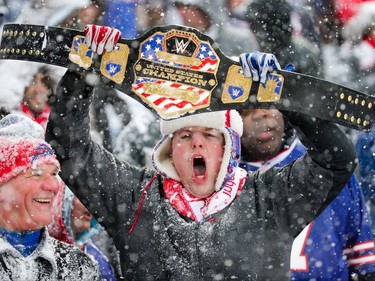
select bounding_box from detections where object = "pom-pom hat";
[152,110,243,191]
[0,114,60,186]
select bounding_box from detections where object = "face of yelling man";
[171,126,224,198]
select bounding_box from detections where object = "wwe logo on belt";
[175,38,191,54]
[108,64,118,74]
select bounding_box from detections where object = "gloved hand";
[239,51,281,84]
[84,24,122,55]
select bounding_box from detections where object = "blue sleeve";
[344,176,375,275]
[85,241,117,281]
[290,176,375,280]
[355,127,375,203]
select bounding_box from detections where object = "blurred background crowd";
[1,0,374,161]
[0,0,375,279]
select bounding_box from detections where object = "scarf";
[163,167,247,221]
[20,102,50,131]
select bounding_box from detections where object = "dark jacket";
[46,70,356,280]
[246,0,323,78]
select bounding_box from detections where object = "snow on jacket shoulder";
[0,227,100,281]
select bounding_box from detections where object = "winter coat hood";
[152,110,243,191]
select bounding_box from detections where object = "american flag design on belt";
[189,42,218,72]
[133,78,210,113]
[139,34,218,71]
[132,30,219,117]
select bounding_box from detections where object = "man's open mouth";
[193,156,206,179]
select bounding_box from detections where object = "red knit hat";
[0,114,60,186]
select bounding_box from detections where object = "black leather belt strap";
[0,23,374,131]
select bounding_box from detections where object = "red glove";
[84,24,122,55]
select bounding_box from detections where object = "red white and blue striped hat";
[0,114,60,186]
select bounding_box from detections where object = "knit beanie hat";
[0,114,60,186]
[152,110,243,191]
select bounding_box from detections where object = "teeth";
[35,199,51,204]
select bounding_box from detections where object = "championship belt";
[0,23,374,131]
